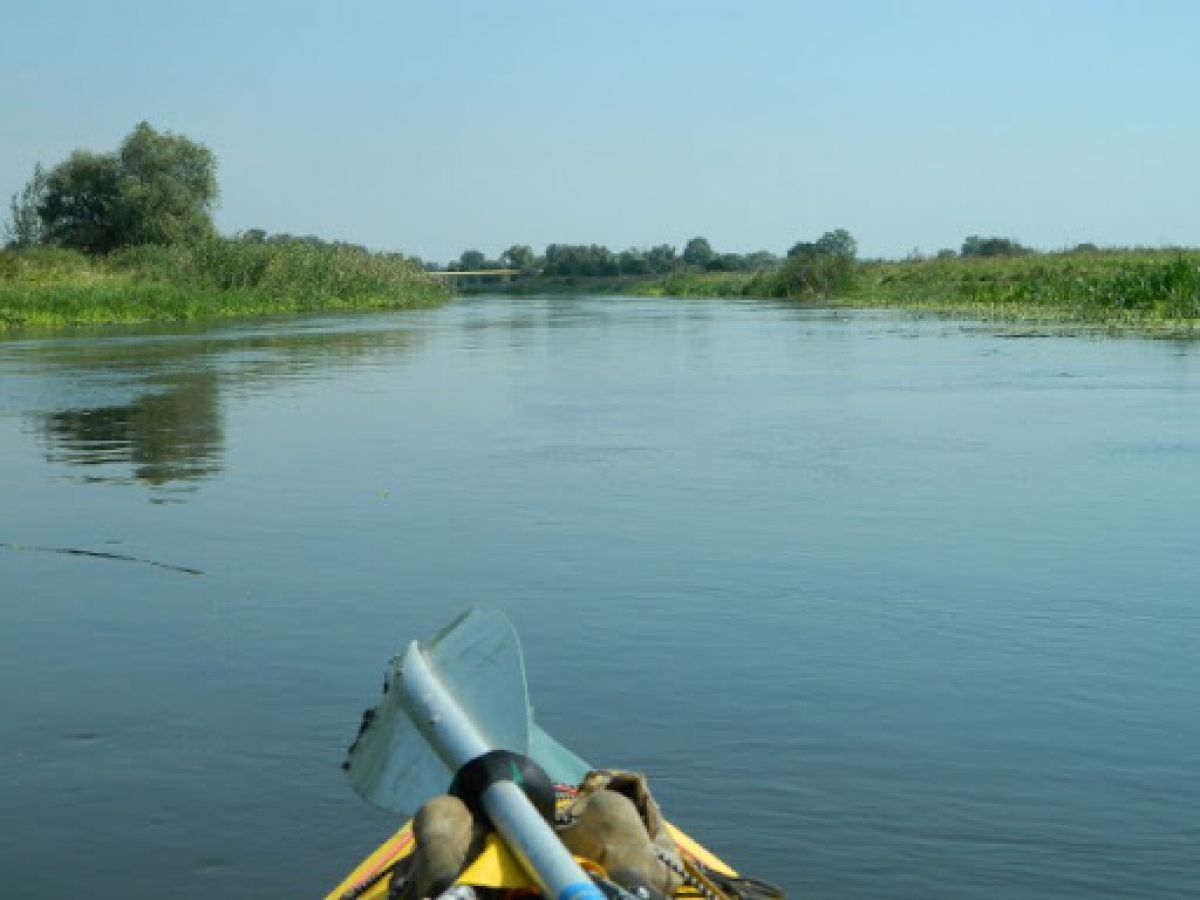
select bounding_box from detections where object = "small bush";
[0,246,94,282]
[767,251,856,297]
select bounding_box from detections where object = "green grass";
[0,240,448,329]
[14,243,1193,335]
[633,271,755,297]
[854,250,1200,332]
[630,249,1200,335]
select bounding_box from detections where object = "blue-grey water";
[1,296,1197,899]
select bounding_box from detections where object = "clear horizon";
[3,0,1198,265]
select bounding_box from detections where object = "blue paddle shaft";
[399,641,605,900]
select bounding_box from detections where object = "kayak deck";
[325,799,736,900]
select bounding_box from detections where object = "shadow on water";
[8,317,426,494]
[39,369,223,488]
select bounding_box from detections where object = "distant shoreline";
[4,246,1196,338]
[463,248,1200,338]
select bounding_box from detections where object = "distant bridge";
[428,268,522,285]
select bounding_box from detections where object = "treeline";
[6,123,218,253]
[1,123,443,326]
[4,124,426,270]
[445,229,1087,298]
[440,237,783,276]
[445,232,1102,277]
[445,230,863,299]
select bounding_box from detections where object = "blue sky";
[3,0,1197,262]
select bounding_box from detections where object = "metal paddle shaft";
[400,639,605,900]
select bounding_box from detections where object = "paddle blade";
[530,724,591,787]
[345,605,533,816]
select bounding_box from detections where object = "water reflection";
[10,318,426,492]
[39,370,223,486]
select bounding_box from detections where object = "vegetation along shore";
[4,123,1198,335]
[630,246,1200,336]
[1,123,444,329]
[0,240,445,329]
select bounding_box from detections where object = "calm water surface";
[1,296,1197,899]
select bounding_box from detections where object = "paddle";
[344,605,604,900]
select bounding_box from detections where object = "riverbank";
[623,249,1200,336]
[0,241,447,329]
[6,245,1197,337]
[853,250,1200,336]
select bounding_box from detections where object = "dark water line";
[1,542,205,576]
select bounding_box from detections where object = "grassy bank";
[0,240,447,329]
[13,242,1195,336]
[629,249,1200,335]
[855,250,1200,331]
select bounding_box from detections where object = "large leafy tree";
[645,244,678,274]
[814,228,857,260]
[36,122,217,253]
[500,244,536,271]
[542,244,619,277]
[682,236,714,270]
[788,228,857,262]
[457,249,487,270]
[38,151,122,252]
[113,123,218,246]
[774,228,859,297]
[618,249,650,275]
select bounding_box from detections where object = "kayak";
[323,607,771,900]
[323,790,739,900]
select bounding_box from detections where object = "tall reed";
[858,250,1200,328]
[2,238,447,328]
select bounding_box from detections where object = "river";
[2,296,1197,899]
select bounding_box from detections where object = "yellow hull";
[324,811,736,900]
